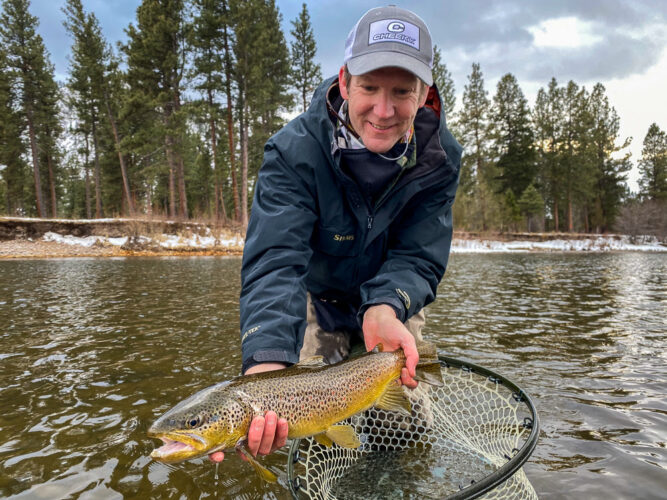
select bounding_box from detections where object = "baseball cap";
[344,5,433,86]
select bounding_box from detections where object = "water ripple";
[0,254,665,498]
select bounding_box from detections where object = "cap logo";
[368,19,420,50]
[387,22,405,33]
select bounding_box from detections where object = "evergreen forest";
[0,0,665,236]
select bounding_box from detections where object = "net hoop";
[287,354,540,500]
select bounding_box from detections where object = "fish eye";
[185,415,204,429]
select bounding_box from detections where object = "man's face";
[339,66,428,154]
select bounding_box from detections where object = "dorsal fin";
[296,356,327,368]
[371,343,385,353]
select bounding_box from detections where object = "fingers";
[246,412,289,458]
[274,417,289,450]
[246,414,266,456]
[401,366,418,389]
[208,451,225,462]
[400,336,419,378]
[257,411,277,455]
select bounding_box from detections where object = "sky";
[21,0,667,191]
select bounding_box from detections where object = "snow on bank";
[42,230,243,249]
[40,231,666,253]
[450,235,666,253]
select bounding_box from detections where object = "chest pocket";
[313,224,361,257]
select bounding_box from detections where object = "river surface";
[0,253,665,499]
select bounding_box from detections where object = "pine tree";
[0,0,58,217]
[34,59,62,217]
[63,0,107,218]
[221,0,240,222]
[103,51,135,217]
[123,0,189,219]
[0,44,28,215]
[583,83,630,232]
[490,73,536,200]
[518,183,544,232]
[457,63,492,230]
[432,45,456,124]
[560,81,594,231]
[190,0,230,221]
[233,0,292,226]
[289,3,321,113]
[638,123,667,201]
[533,78,565,231]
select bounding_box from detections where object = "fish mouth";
[148,431,208,462]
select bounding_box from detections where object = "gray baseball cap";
[344,6,433,86]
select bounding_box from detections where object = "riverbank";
[0,216,665,259]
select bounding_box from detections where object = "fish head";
[148,381,251,463]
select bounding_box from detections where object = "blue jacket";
[240,76,462,372]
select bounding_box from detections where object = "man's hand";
[362,304,419,388]
[209,363,289,463]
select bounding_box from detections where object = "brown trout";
[148,341,443,481]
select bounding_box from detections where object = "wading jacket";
[240,76,462,373]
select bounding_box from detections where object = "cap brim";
[347,52,433,86]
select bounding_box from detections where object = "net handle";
[287,354,541,500]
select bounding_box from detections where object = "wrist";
[244,362,287,375]
[364,303,398,321]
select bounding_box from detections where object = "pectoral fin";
[235,443,278,483]
[325,425,361,449]
[374,381,412,416]
[313,432,333,448]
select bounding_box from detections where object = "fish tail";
[414,340,444,386]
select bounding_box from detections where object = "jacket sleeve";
[358,164,460,323]
[240,143,318,373]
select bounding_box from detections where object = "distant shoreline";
[0,217,665,259]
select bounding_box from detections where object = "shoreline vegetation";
[1,217,665,260]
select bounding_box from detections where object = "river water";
[0,253,665,499]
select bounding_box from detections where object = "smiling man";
[210,5,462,463]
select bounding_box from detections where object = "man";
[210,5,461,463]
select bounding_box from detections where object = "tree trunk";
[208,88,227,222]
[241,88,249,228]
[567,196,573,232]
[222,0,240,222]
[47,152,57,217]
[227,95,239,222]
[25,110,44,217]
[176,150,188,219]
[104,92,134,216]
[171,90,188,219]
[92,116,103,218]
[84,133,92,219]
[553,199,559,232]
[146,182,153,216]
[165,134,177,218]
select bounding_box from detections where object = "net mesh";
[288,358,538,500]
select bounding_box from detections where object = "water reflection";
[430,253,666,498]
[0,253,665,498]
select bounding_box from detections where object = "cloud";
[428,0,667,85]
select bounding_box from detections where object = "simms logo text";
[334,234,355,241]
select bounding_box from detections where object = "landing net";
[287,355,539,499]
